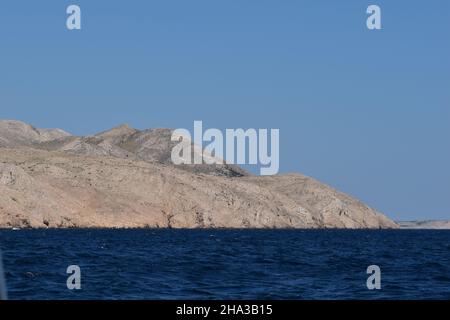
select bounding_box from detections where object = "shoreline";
[3,226,448,231]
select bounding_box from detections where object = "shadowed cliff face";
[0,120,398,229]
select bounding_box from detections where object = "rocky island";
[0,120,397,229]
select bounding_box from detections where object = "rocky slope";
[0,120,397,229]
[0,120,70,148]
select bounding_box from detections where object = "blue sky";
[0,1,449,221]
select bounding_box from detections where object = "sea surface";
[0,229,449,300]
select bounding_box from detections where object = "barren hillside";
[0,120,397,229]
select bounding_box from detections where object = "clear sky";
[0,1,449,221]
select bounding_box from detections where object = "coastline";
[397,220,450,230]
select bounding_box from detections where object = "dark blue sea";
[0,229,449,300]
